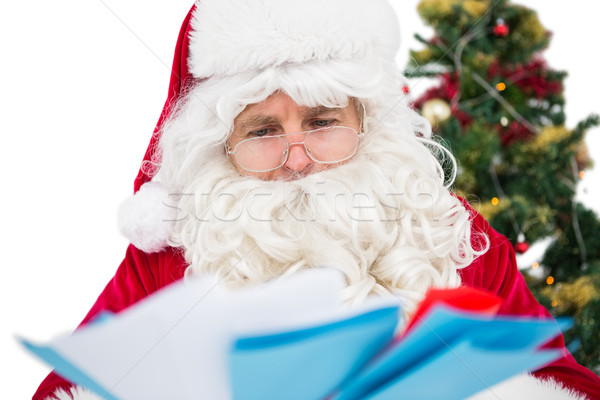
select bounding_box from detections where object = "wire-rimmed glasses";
[227,126,363,173]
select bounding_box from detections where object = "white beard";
[168,127,480,314]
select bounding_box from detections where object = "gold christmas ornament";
[422,98,452,125]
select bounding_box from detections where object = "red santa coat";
[32,209,600,400]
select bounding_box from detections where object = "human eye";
[312,119,336,128]
[248,127,271,137]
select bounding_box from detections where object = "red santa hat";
[119,0,400,253]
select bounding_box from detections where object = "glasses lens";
[305,127,358,163]
[235,136,288,172]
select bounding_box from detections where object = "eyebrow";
[301,105,344,119]
[235,115,279,134]
[235,105,345,133]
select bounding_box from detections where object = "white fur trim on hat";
[118,182,176,253]
[466,373,589,400]
[47,386,102,400]
[188,0,400,79]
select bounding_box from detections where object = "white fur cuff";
[118,182,176,253]
[467,373,588,400]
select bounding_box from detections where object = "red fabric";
[33,208,600,399]
[133,4,196,193]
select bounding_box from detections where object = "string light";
[491,197,499,206]
[546,276,555,285]
[532,262,539,269]
[579,170,585,179]
[496,82,506,91]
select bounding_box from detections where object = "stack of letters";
[21,269,568,400]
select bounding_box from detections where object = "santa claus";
[33,0,600,399]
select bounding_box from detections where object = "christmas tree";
[406,0,600,372]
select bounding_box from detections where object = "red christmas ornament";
[515,233,529,254]
[493,19,509,37]
[515,241,529,254]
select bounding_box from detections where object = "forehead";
[234,92,357,125]
[245,92,350,113]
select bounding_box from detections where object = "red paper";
[401,286,502,336]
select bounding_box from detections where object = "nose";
[283,135,313,173]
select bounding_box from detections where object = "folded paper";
[20,270,568,400]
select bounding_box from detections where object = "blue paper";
[364,342,562,400]
[19,338,120,400]
[20,271,572,400]
[89,311,115,325]
[20,269,353,399]
[230,306,400,400]
[334,306,571,400]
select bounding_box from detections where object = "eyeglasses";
[227,126,363,173]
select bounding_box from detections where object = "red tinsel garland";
[488,58,563,99]
[412,73,459,109]
[497,120,535,146]
[412,73,473,129]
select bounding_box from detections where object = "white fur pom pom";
[48,386,103,400]
[118,182,176,253]
[467,374,588,400]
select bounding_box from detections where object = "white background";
[1,1,598,398]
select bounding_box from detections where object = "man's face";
[228,92,362,181]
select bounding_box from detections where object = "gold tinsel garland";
[462,0,489,18]
[417,0,458,21]
[541,276,600,314]
[529,125,571,153]
[515,6,548,46]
